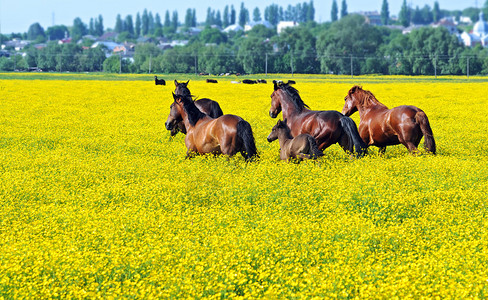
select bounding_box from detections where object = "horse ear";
[172,92,177,100]
[174,80,178,87]
[185,80,190,86]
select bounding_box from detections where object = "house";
[223,24,244,33]
[358,11,382,26]
[91,41,123,57]
[3,39,30,51]
[459,12,488,47]
[432,17,458,35]
[277,21,298,34]
[244,20,273,31]
[97,32,118,41]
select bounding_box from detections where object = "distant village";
[1,1,487,75]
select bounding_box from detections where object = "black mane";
[179,94,206,126]
[280,84,310,112]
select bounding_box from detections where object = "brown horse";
[267,119,323,160]
[169,80,224,136]
[166,93,258,161]
[269,81,367,157]
[342,85,436,154]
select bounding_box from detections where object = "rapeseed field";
[0,74,487,298]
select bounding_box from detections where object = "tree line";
[1,1,488,75]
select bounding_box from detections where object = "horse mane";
[275,120,293,139]
[280,84,310,112]
[178,94,206,126]
[350,86,387,109]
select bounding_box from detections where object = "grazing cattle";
[257,79,267,84]
[242,79,257,84]
[206,79,218,83]
[154,76,166,85]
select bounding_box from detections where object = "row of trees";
[4,15,488,75]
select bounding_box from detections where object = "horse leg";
[378,146,386,155]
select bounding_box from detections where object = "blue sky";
[0,0,477,34]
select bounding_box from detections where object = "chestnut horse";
[169,80,224,136]
[342,85,436,154]
[269,81,367,157]
[267,119,323,160]
[166,93,258,161]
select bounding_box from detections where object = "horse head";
[269,82,285,118]
[165,93,185,133]
[342,85,362,116]
[267,119,288,142]
[174,80,191,96]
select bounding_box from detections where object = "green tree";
[115,14,124,33]
[253,7,261,22]
[125,15,134,36]
[103,54,131,73]
[185,9,193,28]
[172,11,179,32]
[27,23,46,42]
[199,28,227,44]
[340,0,348,18]
[316,14,384,75]
[230,5,236,25]
[155,13,163,36]
[95,15,104,36]
[237,36,272,74]
[215,11,223,28]
[381,0,389,25]
[238,3,249,27]
[71,18,88,41]
[223,6,230,28]
[306,1,315,22]
[272,25,317,73]
[142,9,149,35]
[331,0,338,22]
[135,13,142,37]
[46,25,68,41]
[148,12,155,34]
[399,0,410,27]
[433,1,441,22]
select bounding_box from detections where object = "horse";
[342,85,436,155]
[154,76,166,85]
[269,80,367,157]
[166,93,258,161]
[206,79,218,83]
[267,119,323,161]
[168,80,224,136]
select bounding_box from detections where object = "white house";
[277,21,298,34]
[244,20,273,31]
[459,12,488,47]
[223,24,244,33]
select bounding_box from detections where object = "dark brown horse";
[267,119,323,160]
[166,93,258,161]
[169,80,224,136]
[269,81,367,157]
[342,85,436,154]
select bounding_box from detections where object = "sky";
[0,0,480,34]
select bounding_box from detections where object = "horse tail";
[339,116,367,158]
[415,111,436,154]
[236,120,258,161]
[210,102,224,118]
[307,135,324,159]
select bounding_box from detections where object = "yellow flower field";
[0,73,487,298]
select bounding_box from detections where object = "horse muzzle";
[165,121,174,131]
[269,111,277,118]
